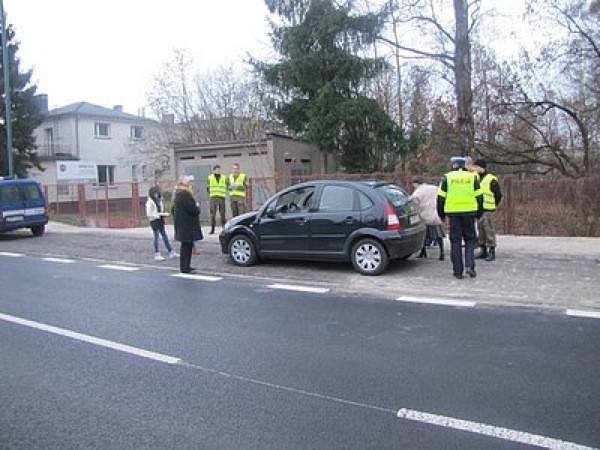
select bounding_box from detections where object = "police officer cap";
[450,156,466,166]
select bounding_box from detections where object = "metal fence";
[44,175,600,236]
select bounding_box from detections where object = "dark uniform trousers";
[449,215,477,275]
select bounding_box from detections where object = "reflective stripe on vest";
[480,173,497,211]
[228,173,246,198]
[442,170,479,214]
[208,174,227,198]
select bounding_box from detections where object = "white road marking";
[0,312,181,364]
[0,252,24,257]
[267,283,330,294]
[396,408,595,450]
[396,296,476,308]
[98,264,139,272]
[43,257,75,264]
[566,309,600,319]
[171,273,222,282]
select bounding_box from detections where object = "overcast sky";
[6,0,529,116]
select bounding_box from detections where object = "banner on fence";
[56,161,98,181]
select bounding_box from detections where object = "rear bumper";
[0,215,48,232]
[382,224,426,259]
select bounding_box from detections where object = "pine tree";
[253,0,402,172]
[0,24,43,177]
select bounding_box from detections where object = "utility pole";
[0,0,13,177]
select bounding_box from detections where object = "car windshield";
[376,184,410,207]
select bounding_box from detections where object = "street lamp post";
[0,0,13,178]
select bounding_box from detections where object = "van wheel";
[228,234,257,266]
[31,225,45,237]
[351,238,388,276]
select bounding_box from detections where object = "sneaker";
[154,253,165,261]
[168,251,179,259]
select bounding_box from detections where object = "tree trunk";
[453,0,474,156]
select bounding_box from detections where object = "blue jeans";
[153,226,173,253]
[449,215,476,275]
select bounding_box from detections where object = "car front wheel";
[228,234,258,266]
[351,238,388,276]
[31,225,45,237]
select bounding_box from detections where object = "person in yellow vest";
[227,162,247,217]
[473,159,502,261]
[437,156,483,279]
[207,164,227,234]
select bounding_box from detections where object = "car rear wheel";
[31,225,45,237]
[228,234,257,266]
[351,238,389,276]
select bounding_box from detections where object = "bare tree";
[378,0,481,155]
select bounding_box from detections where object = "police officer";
[227,163,247,217]
[437,156,483,279]
[206,164,227,234]
[473,159,502,261]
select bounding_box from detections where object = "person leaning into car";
[437,156,483,279]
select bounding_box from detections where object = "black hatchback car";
[219,180,426,275]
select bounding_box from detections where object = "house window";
[94,123,110,138]
[44,128,54,154]
[97,165,116,185]
[132,165,138,180]
[131,125,144,139]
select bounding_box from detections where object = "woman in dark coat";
[172,175,203,273]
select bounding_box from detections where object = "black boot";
[475,246,487,259]
[485,246,496,261]
[437,238,445,261]
[417,248,427,258]
[209,227,215,235]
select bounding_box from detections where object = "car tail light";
[385,202,401,231]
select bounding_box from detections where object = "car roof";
[289,179,399,190]
[0,178,41,185]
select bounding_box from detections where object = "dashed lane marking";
[396,408,596,450]
[0,311,593,449]
[171,273,222,282]
[267,283,330,294]
[0,252,24,257]
[98,264,139,272]
[396,295,476,308]
[42,257,75,264]
[566,309,600,319]
[0,312,180,364]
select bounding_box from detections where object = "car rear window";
[376,184,410,207]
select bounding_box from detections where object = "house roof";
[45,102,154,122]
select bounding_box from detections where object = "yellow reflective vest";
[228,173,247,198]
[207,174,227,199]
[480,173,498,211]
[438,169,480,214]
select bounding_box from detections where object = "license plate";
[6,215,24,223]
[409,215,420,225]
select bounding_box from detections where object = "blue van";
[0,178,49,236]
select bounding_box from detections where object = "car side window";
[264,186,315,216]
[317,185,355,212]
[357,191,374,210]
[22,184,42,200]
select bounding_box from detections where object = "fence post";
[77,183,86,226]
[247,178,253,211]
[131,181,140,226]
[503,176,514,234]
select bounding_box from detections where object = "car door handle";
[344,216,357,224]
[294,219,306,225]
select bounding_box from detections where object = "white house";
[30,98,161,188]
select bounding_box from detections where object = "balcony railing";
[37,143,76,159]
